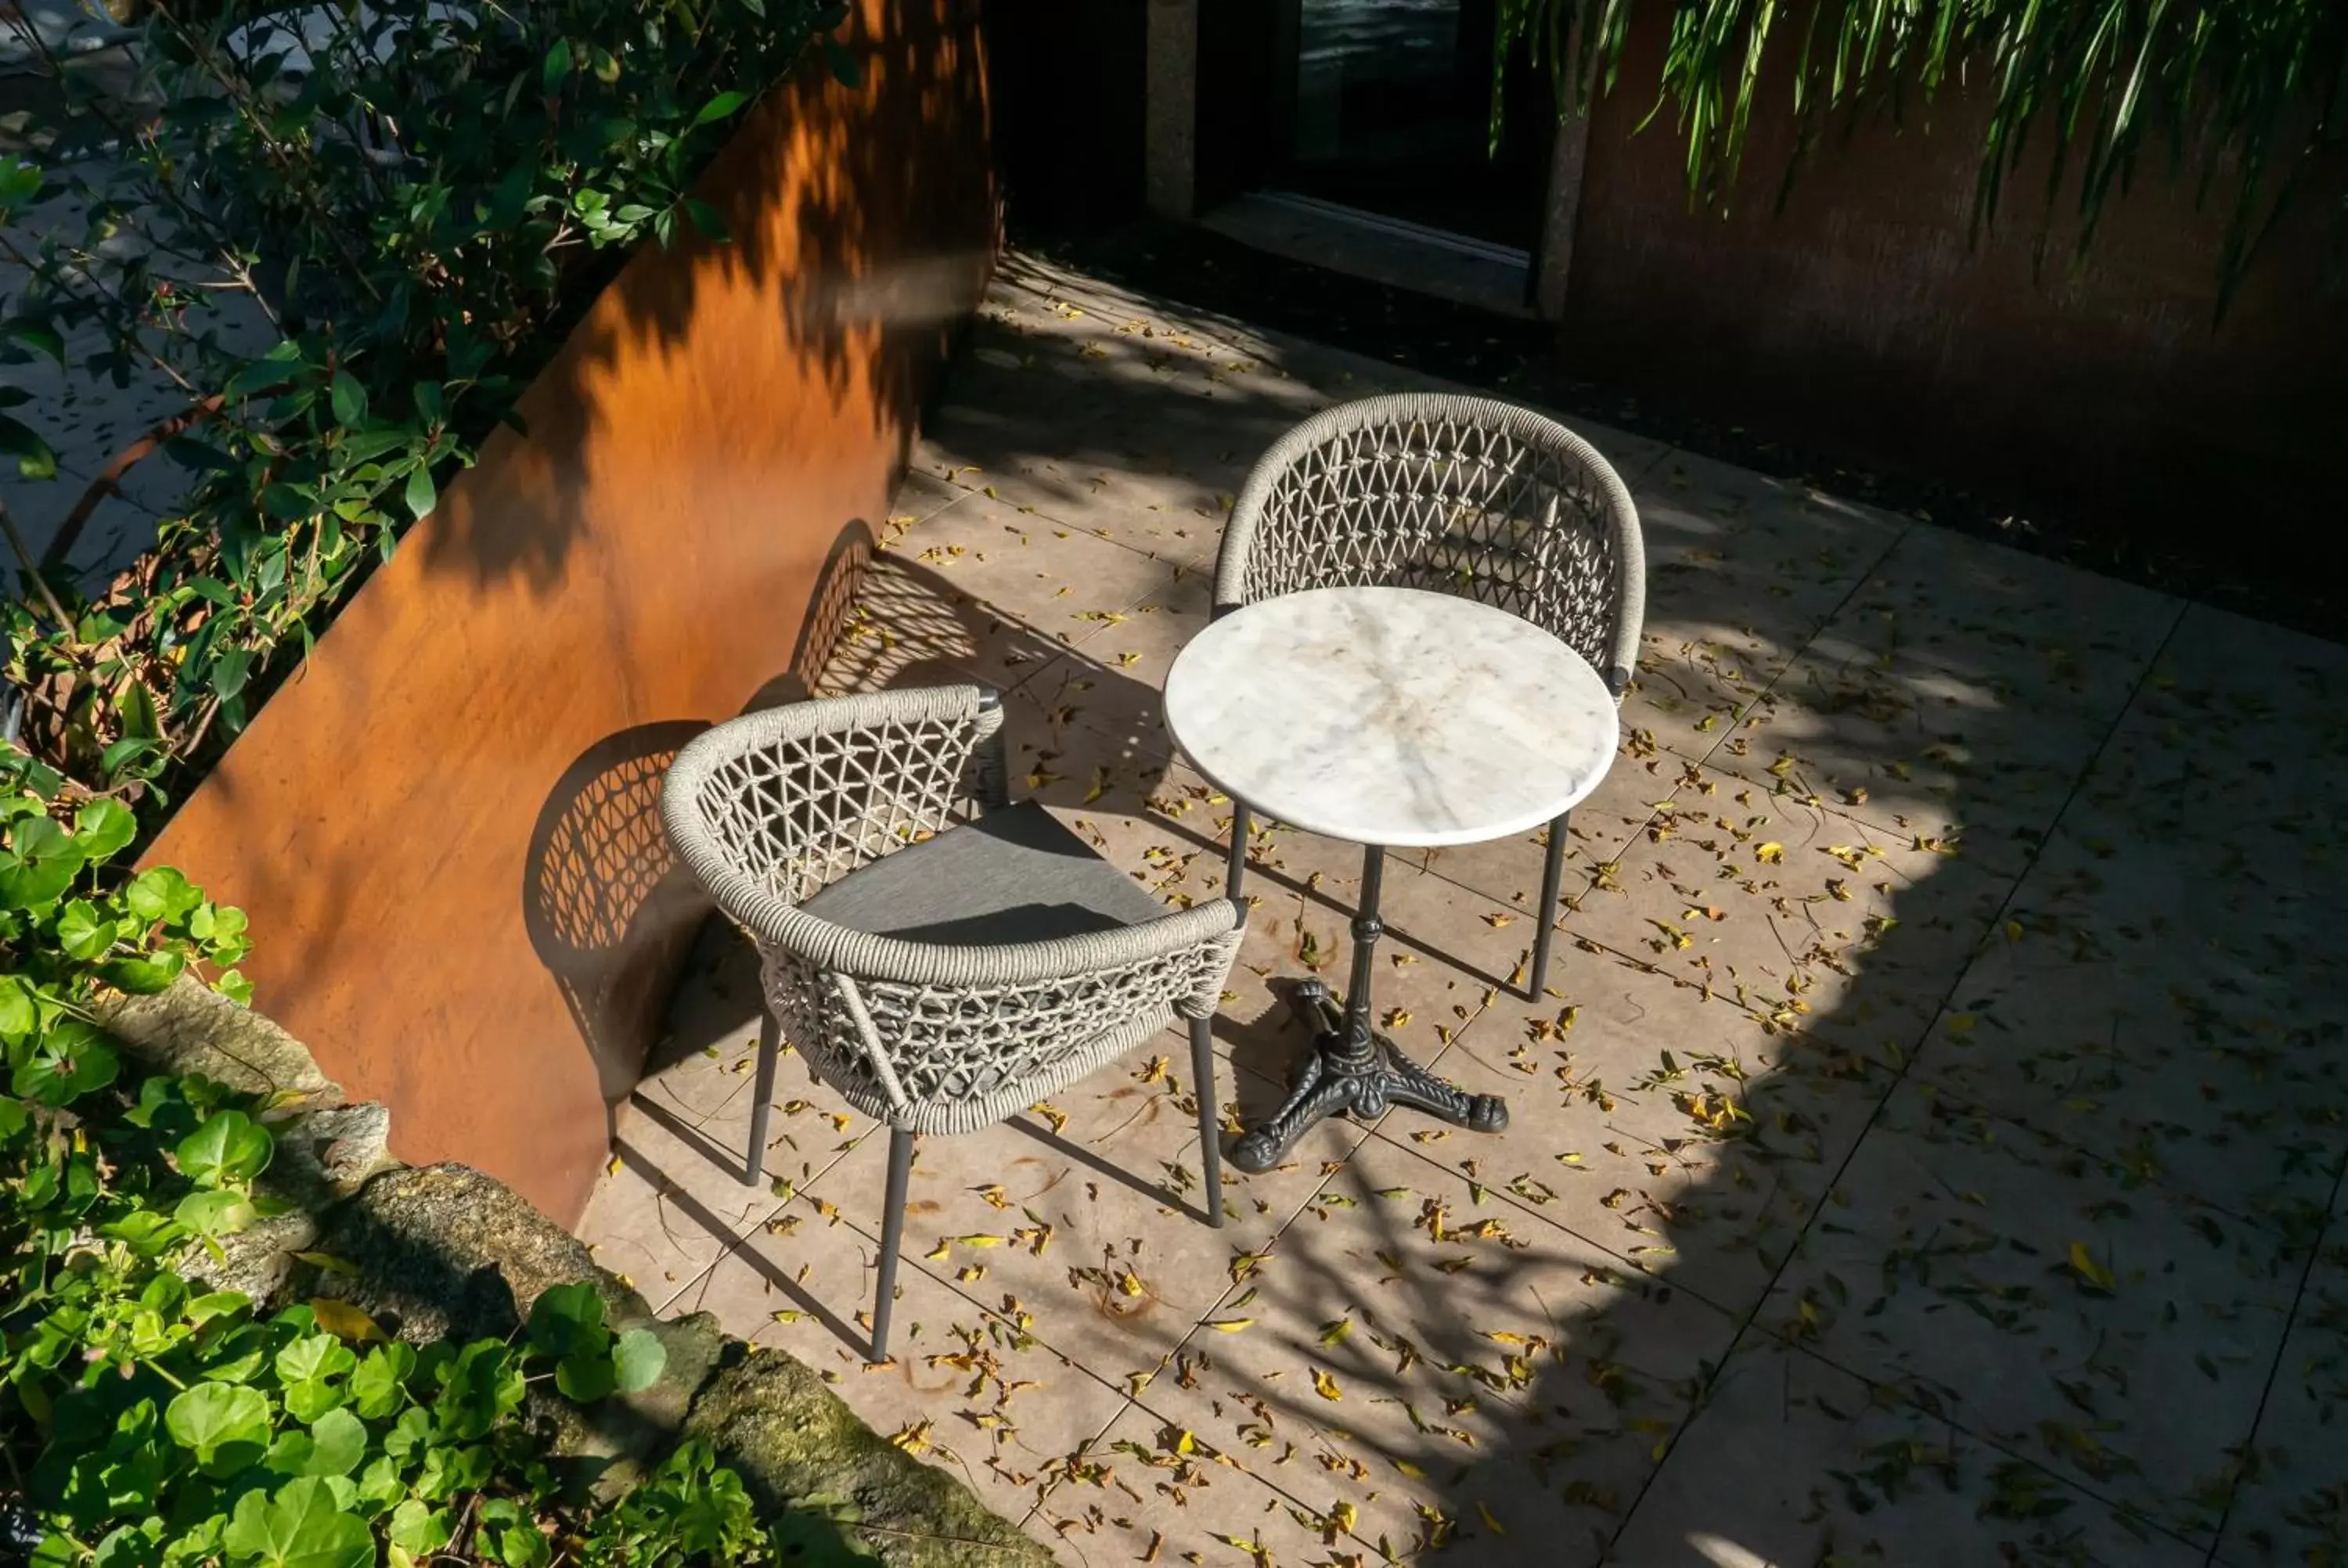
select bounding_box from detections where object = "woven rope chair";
[661,685,1247,1360]
[1214,394,1644,998]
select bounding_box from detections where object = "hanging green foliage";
[1495,0,2348,289]
[0,0,851,804]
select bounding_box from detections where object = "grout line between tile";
[2200,1151,2348,1566]
[649,1257,718,1319]
[1601,593,2199,1558]
[1014,1391,1142,1546]
[906,463,1224,584]
[871,525,1191,692]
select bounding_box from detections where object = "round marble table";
[1164,585,1620,1170]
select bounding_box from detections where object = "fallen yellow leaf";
[2067,1240,2117,1293]
[308,1298,384,1344]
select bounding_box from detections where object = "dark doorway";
[1280,0,1554,250]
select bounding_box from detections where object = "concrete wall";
[1555,13,2348,558]
[140,0,997,1225]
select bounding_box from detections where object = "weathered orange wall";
[141,0,996,1225]
[1559,13,2348,559]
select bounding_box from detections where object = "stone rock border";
[99,977,1052,1567]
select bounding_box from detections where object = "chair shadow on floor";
[581,512,1245,1268]
[613,1092,870,1351]
[522,718,714,1145]
[522,514,1085,1142]
[585,508,1601,1383]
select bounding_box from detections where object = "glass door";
[1286,0,1552,250]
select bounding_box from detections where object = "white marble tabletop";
[1161,585,1619,849]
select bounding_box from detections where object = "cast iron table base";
[1227,846,1508,1174]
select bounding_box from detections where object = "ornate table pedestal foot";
[1227,848,1508,1174]
[1229,979,1507,1172]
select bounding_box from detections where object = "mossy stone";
[686,1348,1053,1567]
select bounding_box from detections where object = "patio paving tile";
[1125,1136,1738,1564]
[1011,558,1214,759]
[910,413,1250,574]
[882,495,1186,693]
[1612,1331,2206,1567]
[681,1192,1138,1532]
[1389,960,1898,1319]
[792,1037,1359,1390]
[2049,605,2348,906]
[1752,1079,2305,1543]
[885,467,974,532]
[625,922,766,1125]
[576,1160,745,1313]
[582,1100,782,1308]
[1710,524,2184,866]
[1623,449,1909,765]
[628,1038,753,1130]
[1558,761,2012,1067]
[1030,1398,1370,1568]
[808,543,1070,702]
[565,256,2348,1565]
[1903,603,2348,1240]
[1914,906,2348,1244]
[697,1058,886,1203]
[910,293,1322,563]
[2217,1235,2348,1566]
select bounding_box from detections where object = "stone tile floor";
[578,252,2348,1566]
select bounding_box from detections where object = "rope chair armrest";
[1606,488,1645,699]
[760,898,1249,1136]
[771,896,1246,993]
[828,971,914,1118]
[827,900,1247,1109]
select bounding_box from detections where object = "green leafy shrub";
[0,8,909,1555]
[1496,0,2347,290]
[1,0,848,801]
[1,794,866,1564]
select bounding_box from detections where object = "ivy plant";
[1,0,848,802]
[0,788,872,1564]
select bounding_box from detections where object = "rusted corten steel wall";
[1558,12,2348,556]
[141,0,996,1225]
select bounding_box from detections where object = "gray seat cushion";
[801,801,1169,945]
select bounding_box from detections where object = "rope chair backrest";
[662,686,1244,1135]
[1216,394,1645,695]
[672,685,1003,907]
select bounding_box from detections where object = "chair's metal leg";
[870,1127,916,1362]
[742,1012,782,1186]
[1188,1013,1225,1228]
[1527,811,1570,1001]
[1224,800,1252,904]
